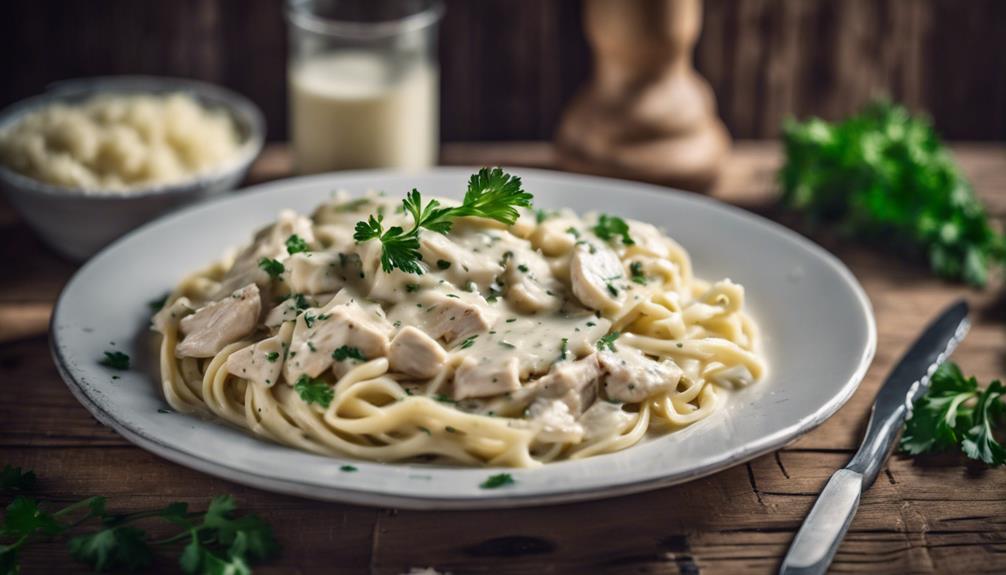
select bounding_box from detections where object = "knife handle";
[778,468,864,575]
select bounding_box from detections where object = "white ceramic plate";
[51,168,875,509]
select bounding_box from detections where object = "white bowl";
[0,76,265,261]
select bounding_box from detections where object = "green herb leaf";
[629,262,647,285]
[99,351,130,371]
[294,375,334,408]
[258,258,285,279]
[354,169,533,275]
[780,102,1006,286]
[458,335,477,350]
[68,526,153,573]
[332,346,366,362]
[265,352,280,363]
[148,293,169,313]
[285,234,309,255]
[2,496,63,539]
[340,465,358,472]
[593,214,634,246]
[479,473,515,489]
[961,380,1006,465]
[901,362,1005,466]
[0,466,36,492]
[596,332,621,352]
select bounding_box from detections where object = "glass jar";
[286,0,443,173]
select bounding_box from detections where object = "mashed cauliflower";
[0,93,241,191]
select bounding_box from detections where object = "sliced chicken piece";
[453,356,521,400]
[569,243,626,313]
[419,231,503,290]
[507,207,537,239]
[598,346,682,403]
[530,216,581,256]
[285,252,344,295]
[176,284,261,358]
[579,401,634,441]
[504,251,562,314]
[389,326,447,378]
[151,297,194,333]
[283,300,394,382]
[424,291,498,345]
[527,397,584,443]
[532,354,601,416]
[225,334,285,387]
[213,210,316,297]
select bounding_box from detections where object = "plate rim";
[50,166,877,509]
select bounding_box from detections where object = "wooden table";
[2,142,1004,574]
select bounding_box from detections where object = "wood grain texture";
[1,142,1004,573]
[1,0,1003,141]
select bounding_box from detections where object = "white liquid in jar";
[290,52,438,173]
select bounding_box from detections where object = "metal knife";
[778,299,970,575]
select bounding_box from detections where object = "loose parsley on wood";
[780,102,1006,286]
[900,362,1005,466]
[0,471,278,574]
[353,168,533,274]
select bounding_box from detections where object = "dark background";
[3,0,1004,142]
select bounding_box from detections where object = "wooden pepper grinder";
[557,0,729,191]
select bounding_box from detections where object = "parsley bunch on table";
[0,466,279,574]
[901,362,1005,466]
[354,167,533,274]
[780,102,1005,286]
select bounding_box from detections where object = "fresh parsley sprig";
[353,168,533,274]
[901,362,1005,466]
[780,102,1005,286]
[0,466,279,574]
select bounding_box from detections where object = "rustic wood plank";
[2,142,1004,574]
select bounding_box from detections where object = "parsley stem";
[52,495,104,518]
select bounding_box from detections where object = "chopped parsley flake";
[593,214,635,245]
[285,234,309,254]
[434,394,458,404]
[99,351,130,370]
[405,283,421,293]
[606,283,619,297]
[303,313,317,328]
[265,352,280,363]
[480,473,515,489]
[459,335,478,349]
[630,261,647,285]
[258,257,285,279]
[148,293,169,313]
[565,227,580,238]
[517,264,529,273]
[437,259,452,270]
[332,346,366,362]
[294,375,334,408]
[506,318,517,323]
[559,338,569,361]
[499,341,516,349]
[340,465,358,472]
[596,332,621,352]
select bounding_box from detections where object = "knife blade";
[778,299,970,575]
